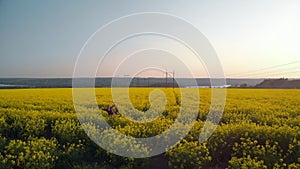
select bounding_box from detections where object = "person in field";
[101,104,119,115]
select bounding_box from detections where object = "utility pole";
[165,70,168,88]
[172,70,175,89]
[147,78,149,88]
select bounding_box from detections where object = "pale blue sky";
[1,0,299,78]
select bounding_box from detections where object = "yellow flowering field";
[0,88,299,168]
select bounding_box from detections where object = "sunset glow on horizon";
[0,0,299,78]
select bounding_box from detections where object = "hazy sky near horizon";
[1,0,299,78]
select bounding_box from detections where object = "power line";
[165,70,175,88]
[254,70,300,78]
[226,61,300,77]
[242,66,300,78]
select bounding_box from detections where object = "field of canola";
[0,88,299,169]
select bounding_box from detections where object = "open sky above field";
[0,0,299,78]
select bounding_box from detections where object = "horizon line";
[0,76,299,80]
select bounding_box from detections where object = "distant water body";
[0,84,29,88]
[0,84,18,87]
[0,78,264,88]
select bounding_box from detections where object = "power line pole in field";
[173,70,175,89]
[165,70,168,88]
